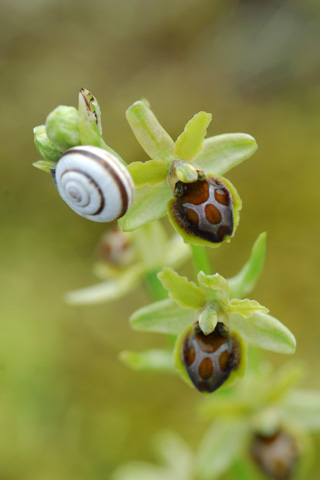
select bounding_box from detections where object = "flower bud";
[33,125,64,163]
[182,322,241,393]
[250,430,299,480]
[46,106,80,150]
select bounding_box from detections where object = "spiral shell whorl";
[54,146,134,222]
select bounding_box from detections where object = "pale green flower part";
[112,363,320,480]
[119,100,257,248]
[123,234,296,389]
[65,221,190,305]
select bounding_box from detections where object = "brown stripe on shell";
[63,147,130,218]
[60,168,105,215]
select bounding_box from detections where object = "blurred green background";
[1,0,320,478]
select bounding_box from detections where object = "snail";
[172,174,234,244]
[182,322,240,393]
[51,146,134,222]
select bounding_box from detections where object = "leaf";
[198,303,218,335]
[119,349,174,373]
[195,420,249,480]
[119,181,172,232]
[194,133,258,176]
[130,298,194,334]
[228,233,267,298]
[64,267,142,305]
[229,311,296,354]
[282,390,320,431]
[128,160,168,186]
[224,298,269,318]
[32,160,55,173]
[158,268,207,309]
[174,112,212,162]
[198,272,229,299]
[126,100,175,163]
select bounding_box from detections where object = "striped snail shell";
[51,146,134,222]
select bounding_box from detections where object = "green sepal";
[33,125,64,163]
[133,221,168,268]
[229,311,296,354]
[282,390,320,432]
[153,431,194,480]
[46,105,80,150]
[119,181,171,232]
[228,233,267,298]
[128,160,168,186]
[263,363,303,405]
[174,111,212,162]
[111,462,169,480]
[64,266,142,305]
[173,325,195,388]
[130,298,194,334]
[195,420,249,480]
[119,349,174,373]
[198,303,218,335]
[158,268,207,310]
[224,298,269,318]
[126,100,175,163]
[194,133,258,176]
[198,272,230,300]
[32,160,55,173]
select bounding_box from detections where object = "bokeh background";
[1,0,320,478]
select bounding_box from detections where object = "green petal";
[194,133,258,176]
[130,298,194,334]
[228,233,267,298]
[198,272,229,300]
[126,100,175,163]
[32,160,55,173]
[174,112,212,162]
[64,267,142,305]
[119,181,171,232]
[33,125,64,163]
[119,349,174,373]
[195,420,249,480]
[158,268,207,310]
[224,298,269,318]
[282,390,320,431]
[229,311,296,354]
[128,160,168,186]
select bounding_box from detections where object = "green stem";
[143,269,168,301]
[191,245,212,276]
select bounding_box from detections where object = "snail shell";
[51,146,134,222]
